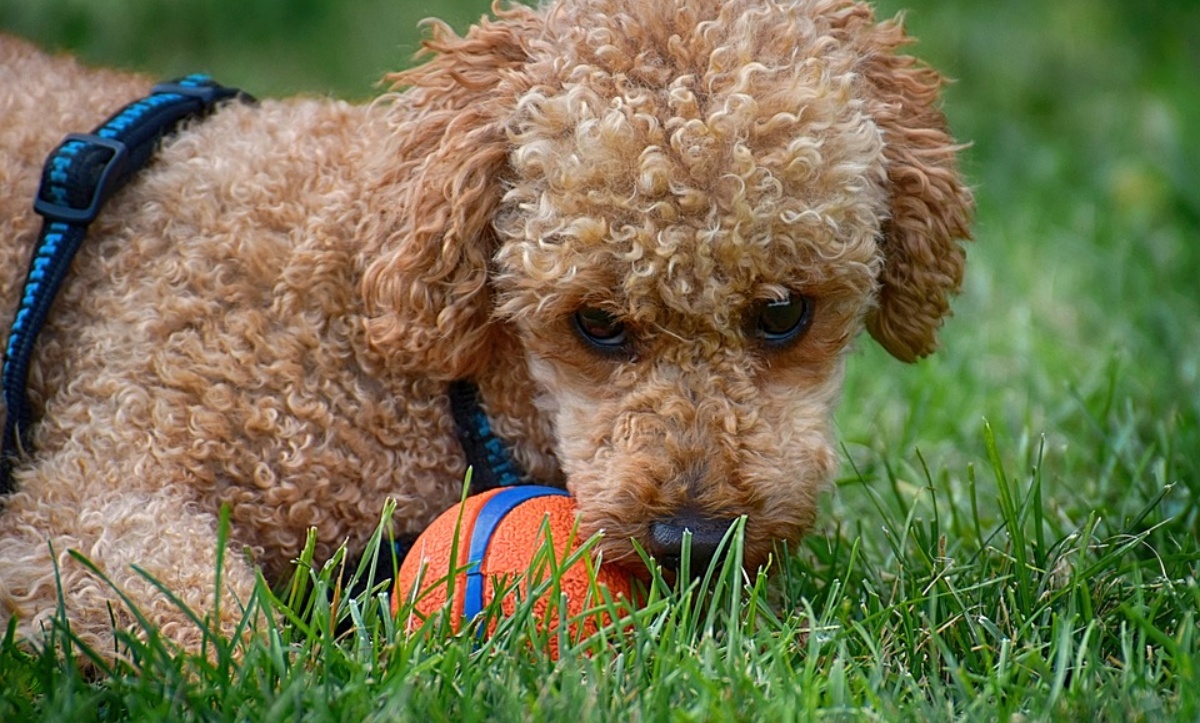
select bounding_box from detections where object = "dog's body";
[0,0,970,657]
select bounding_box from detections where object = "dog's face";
[362,0,972,572]
[491,18,891,568]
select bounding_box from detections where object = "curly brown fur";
[0,0,970,661]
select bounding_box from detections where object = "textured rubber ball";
[392,485,637,657]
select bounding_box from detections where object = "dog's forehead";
[497,98,886,322]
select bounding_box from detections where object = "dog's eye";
[573,308,628,349]
[753,295,813,346]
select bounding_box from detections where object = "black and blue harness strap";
[449,379,527,493]
[0,75,252,494]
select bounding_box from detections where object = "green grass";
[2,0,1198,719]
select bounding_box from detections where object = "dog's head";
[361,0,972,570]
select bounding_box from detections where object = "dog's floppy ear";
[845,9,974,362]
[360,7,538,379]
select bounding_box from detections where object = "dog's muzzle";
[648,513,736,574]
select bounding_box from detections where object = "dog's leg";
[0,451,259,665]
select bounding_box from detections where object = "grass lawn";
[2,0,1198,719]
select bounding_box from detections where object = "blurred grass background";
[3,0,1197,588]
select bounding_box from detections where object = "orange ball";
[392,486,636,655]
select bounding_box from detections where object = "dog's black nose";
[648,514,735,574]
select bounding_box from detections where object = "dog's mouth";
[584,512,778,581]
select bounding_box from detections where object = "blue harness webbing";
[448,379,526,492]
[0,75,252,493]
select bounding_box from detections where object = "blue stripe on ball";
[461,486,570,626]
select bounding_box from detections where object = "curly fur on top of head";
[496,0,890,326]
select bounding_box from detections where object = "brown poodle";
[0,0,971,659]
